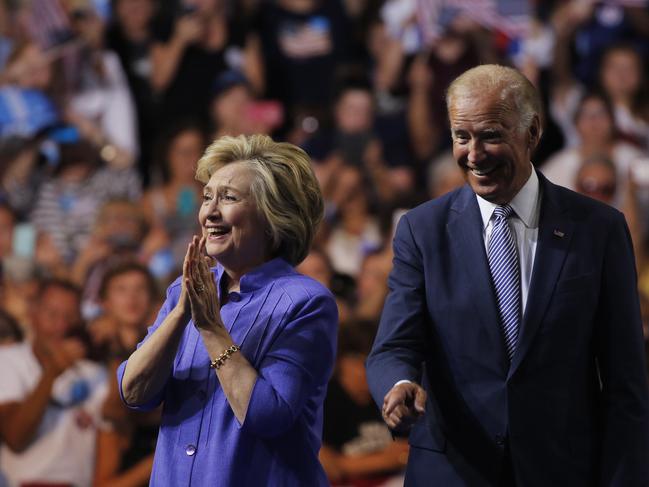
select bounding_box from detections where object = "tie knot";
[493,204,515,220]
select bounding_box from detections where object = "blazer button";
[186,444,197,456]
[495,434,505,446]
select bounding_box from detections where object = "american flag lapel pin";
[553,229,565,238]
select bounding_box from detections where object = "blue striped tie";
[487,205,521,360]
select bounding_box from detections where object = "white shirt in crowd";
[0,342,108,487]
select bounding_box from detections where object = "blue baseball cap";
[211,70,249,100]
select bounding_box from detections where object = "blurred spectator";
[0,256,39,334]
[297,248,335,289]
[320,320,408,486]
[309,79,377,167]
[30,138,141,264]
[405,21,498,161]
[209,69,282,139]
[248,0,353,129]
[106,0,159,185]
[427,150,465,199]
[89,261,156,360]
[541,91,647,209]
[354,249,392,322]
[92,261,156,354]
[0,202,15,259]
[209,69,253,138]
[0,41,60,96]
[72,199,151,320]
[325,166,383,278]
[598,44,649,150]
[0,309,23,346]
[0,1,15,69]
[574,155,618,206]
[92,262,159,487]
[551,0,649,88]
[306,79,414,206]
[297,248,353,323]
[0,278,108,487]
[0,136,46,220]
[0,43,61,142]
[573,153,644,271]
[150,0,247,128]
[340,0,381,66]
[33,231,69,279]
[64,0,139,168]
[551,2,649,150]
[1,31,58,194]
[143,121,205,271]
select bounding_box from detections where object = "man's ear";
[527,115,542,152]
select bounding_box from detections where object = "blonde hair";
[446,64,542,132]
[196,134,324,266]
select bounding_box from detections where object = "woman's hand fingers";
[196,236,220,299]
[183,241,192,279]
[183,236,213,326]
[197,238,213,283]
[184,235,224,332]
[189,236,203,286]
[179,241,193,309]
[194,236,209,285]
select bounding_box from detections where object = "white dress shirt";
[476,165,541,313]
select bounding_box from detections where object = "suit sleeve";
[595,211,649,486]
[366,213,431,408]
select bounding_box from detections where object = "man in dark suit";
[366,65,649,486]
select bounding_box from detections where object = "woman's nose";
[202,199,222,219]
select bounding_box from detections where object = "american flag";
[278,17,333,60]
[610,0,648,6]
[416,0,531,44]
[24,0,72,49]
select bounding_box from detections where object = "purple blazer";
[118,258,338,486]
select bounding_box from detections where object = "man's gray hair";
[446,64,542,132]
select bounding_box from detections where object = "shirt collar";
[214,257,294,294]
[476,165,540,230]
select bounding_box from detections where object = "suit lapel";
[508,175,574,379]
[447,186,509,374]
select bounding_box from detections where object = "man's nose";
[467,139,485,164]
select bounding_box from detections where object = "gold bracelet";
[209,345,240,369]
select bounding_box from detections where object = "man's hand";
[382,382,426,432]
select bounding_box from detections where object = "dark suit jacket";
[366,173,649,486]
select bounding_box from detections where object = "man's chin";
[468,179,503,201]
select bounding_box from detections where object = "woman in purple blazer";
[118,134,338,486]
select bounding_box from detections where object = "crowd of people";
[0,0,648,485]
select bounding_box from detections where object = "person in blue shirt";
[118,134,338,486]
